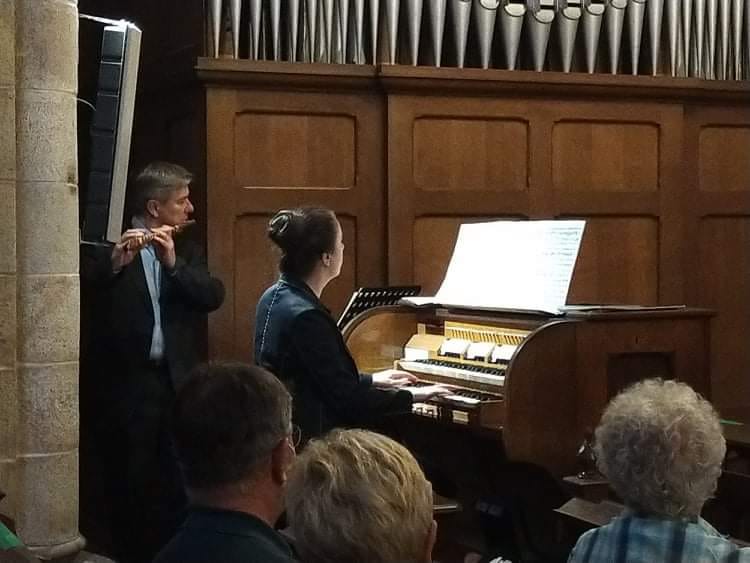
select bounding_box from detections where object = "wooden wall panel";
[698,126,750,192]
[567,218,659,305]
[388,95,541,284]
[413,118,529,191]
[391,97,678,305]
[552,122,659,192]
[234,112,356,188]
[201,62,750,410]
[697,218,750,408]
[206,82,385,359]
[683,106,750,409]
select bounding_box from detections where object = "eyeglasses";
[288,425,302,449]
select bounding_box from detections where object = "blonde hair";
[595,379,726,519]
[286,429,433,563]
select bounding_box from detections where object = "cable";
[77,98,96,112]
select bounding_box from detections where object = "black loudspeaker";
[82,21,141,243]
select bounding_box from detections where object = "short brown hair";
[172,362,292,492]
[286,429,433,563]
[132,161,192,215]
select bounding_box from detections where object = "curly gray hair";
[594,378,726,519]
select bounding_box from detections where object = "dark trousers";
[108,363,186,563]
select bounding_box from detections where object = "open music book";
[402,220,586,315]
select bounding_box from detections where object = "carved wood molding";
[197,58,750,103]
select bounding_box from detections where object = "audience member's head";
[171,361,294,523]
[286,429,436,563]
[595,378,725,520]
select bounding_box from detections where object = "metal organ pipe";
[204,0,747,80]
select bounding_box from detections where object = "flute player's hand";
[111,229,147,273]
[151,227,177,270]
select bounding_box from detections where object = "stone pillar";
[0,0,18,526]
[13,0,84,557]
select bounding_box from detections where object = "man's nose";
[186,199,195,213]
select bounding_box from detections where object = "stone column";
[13,0,84,557]
[0,0,18,526]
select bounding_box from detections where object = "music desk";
[433,492,461,515]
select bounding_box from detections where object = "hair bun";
[268,209,297,248]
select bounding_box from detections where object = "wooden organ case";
[344,305,712,477]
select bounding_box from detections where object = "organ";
[344,303,712,476]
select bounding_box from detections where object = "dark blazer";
[154,507,297,563]
[81,236,225,399]
[254,276,412,440]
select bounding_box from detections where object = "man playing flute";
[80,161,225,563]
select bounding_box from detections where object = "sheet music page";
[403,220,585,314]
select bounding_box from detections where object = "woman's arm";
[289,310,413,421]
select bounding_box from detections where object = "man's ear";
[270,439,294,486]
[146,199,160,218]
[321,252,331,267]
[423,520,437,563]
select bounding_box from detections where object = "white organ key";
[491,344,517,363]
[466,341,495,361]
[439,338,472,357]
[443,394,481,405]
[398,360,505,387]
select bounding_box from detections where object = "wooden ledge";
[196,58,750,103]
[377,64,750,102]
[196,58,378,92]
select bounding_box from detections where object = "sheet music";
[403,220,585,314]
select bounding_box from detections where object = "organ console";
[344,304,712,477]
[397,320,522,429]
[342,303,714,555]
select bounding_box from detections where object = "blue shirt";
[133,217,164,361]
[569,511,750,563]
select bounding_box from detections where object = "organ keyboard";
[343,304,712,476]
[395,321,526,428]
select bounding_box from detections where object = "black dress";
[254,275,412,441]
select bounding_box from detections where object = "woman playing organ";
[254,207,449,442]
